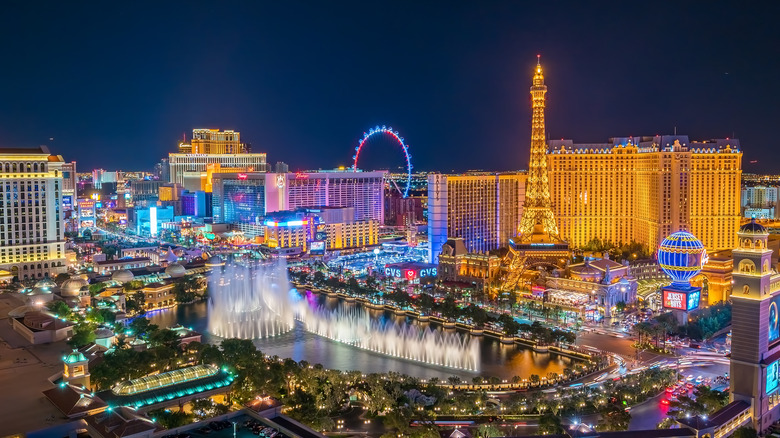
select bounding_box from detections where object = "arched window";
[764,260,770,273]
[739,259,756,273]
[33,163,38,172]
[743,284,750,294]
[756,239,764,249]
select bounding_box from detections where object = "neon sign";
[662,290,686,310]
[237,173,248,180]
[295,172,309,179]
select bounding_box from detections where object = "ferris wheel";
[352,125,413,198]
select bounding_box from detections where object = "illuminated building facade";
[546,258,637,317]
[168,153,267,186]
[285,171,386,223]
[730,219,780,431]
[437,238,501,291]
[211,173,266,225]
[0,146,67,280]
[548,136,742,251]
[323,220,378,250]
[427,172,526,263]
[743,186,778,219]
[182,129,245,154]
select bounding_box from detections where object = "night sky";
[1,2,778,173]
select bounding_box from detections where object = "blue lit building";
[181,190,212,217]
[212,173,266,224]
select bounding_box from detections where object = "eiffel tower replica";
[502,56,569,291]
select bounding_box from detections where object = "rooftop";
[99,364,234,409]
[43,384,107,418]
[84,406,161,438]
[676,400,750,430]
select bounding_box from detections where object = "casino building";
[547,136,742,252]
[729,219,780,430]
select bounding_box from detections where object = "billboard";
[687,290,700,311]
[662,288,701,311]
[662,290,687,310]
[384,264,437,280]
[309,241,326,255]
[769,297,780,344]
[768,360,779,394]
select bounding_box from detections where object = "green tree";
[148,408,193,428]
[47,300,72,319]
[190,398,229,420]
[597,403,631,431]
[54,273,71,285]
[69,323,97,347]
[538,412,563,434]
[89,282,107,296]
[148,328,181,350]
[732,427,758,438]
[476,424,501,438]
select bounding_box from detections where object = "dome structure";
[64,350,87,364]
[61,276,89,297]
[165,263,186,278]
[112,269,135,284]
[34,278,56,290]
[657,231,707,284]
[739,218,768,235]
[27,286,53,296]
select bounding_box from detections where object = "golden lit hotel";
[178,128,245,154]
[547,135,742,252]
[0,146,68,280]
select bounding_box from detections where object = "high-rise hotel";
[0,146,67,280]
[428,172,526,263]
[547,136,742,251]
[169,128,267,188]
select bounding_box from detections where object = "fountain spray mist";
[208,260,480,371]
[208,261,295,339]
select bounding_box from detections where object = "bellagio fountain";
[208,261,480,371]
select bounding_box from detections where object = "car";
[695,376,704,383]
[686,374,694,381]
[660,399,670,405]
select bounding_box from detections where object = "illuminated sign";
[237,173,248,180]
[769,360,780,394]
[662,290,686,310]
[384,265,437,279]
[295,172,309,179]
[309,241,325,255]
[770,297,780,344]
[150,207,158,236]
[264,219,307,227]
[385,267,400,277]
[315,231,328,241]
[419,267,437,277]
[687,291,700,311]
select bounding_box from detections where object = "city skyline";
[1,2,777,173]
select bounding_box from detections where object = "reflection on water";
[146,297,574,380]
